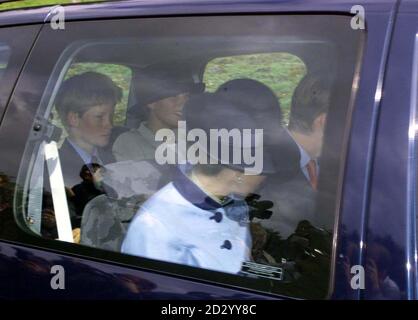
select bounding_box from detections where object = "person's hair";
[55,72,122,127]
[288,74,331,134]
[79,163,102,180]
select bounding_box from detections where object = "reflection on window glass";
[204,53,306,122]
[50,63,131,151]
[65,63,132,126]
[0,44,11,80]
[16,15,364,299]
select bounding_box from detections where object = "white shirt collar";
[67,138,99,165]
[285,128,312,168]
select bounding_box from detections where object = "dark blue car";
[0,0,416,300]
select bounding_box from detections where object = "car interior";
[10,15,364,297]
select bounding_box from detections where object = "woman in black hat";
[122,93,275,274]
[112,64,204,163]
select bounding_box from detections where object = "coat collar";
[172,171,223,211]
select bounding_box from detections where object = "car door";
[0,0,394,300]
[0,23,42,299]
[0,25,41,122]
[355,0,418,300]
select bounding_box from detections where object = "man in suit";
[257,73,331,239]
[55,71,122,188]
[287,74,329,192]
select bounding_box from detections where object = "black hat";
[216,78,300,181]
[216,78,282,144]
[135,63,205,106]
[183,92,275,175]
[217,79,283,120]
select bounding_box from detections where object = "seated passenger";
[215,79,304,240]
[112,68,197,163]
[122,93,276,274]
[259,73,331,238]
[55,71,122,188]
[216,78,300,182]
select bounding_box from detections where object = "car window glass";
[65,63,132,127]
[204,53,306,122]
[0,43,11,79]
[51,63,132,140]
[11,15,364,299]
[0,26,40,118]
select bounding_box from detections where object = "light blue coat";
[122,173,251,274]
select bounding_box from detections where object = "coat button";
[210,211,223,223]
[220,240,232,250]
